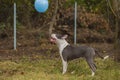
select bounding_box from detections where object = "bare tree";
[49,0,59,36]
[112,0,120,61]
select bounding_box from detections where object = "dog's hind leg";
[86,58,97,76]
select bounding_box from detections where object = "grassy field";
[0,56,120,80]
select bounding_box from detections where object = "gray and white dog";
[50,33,109,76]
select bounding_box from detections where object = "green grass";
[0,57,120,80]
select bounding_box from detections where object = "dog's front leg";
[62,59,68,75]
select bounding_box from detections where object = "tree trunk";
[49,0,59,37]
[112,0,120,61]
[114,17,120,61]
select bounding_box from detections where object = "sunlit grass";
[0,56,120,80]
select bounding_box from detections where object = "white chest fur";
[56,40,69,74]
[57,40,69,55]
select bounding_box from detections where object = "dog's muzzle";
[50,37,56,43]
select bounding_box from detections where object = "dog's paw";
[91,72,95,76]
[62,71,66,75]
[71,71,75,74]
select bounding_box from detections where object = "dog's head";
[50,34,68,44]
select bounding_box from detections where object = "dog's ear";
[62,35,68,39]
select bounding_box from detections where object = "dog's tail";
[95,49,109,60]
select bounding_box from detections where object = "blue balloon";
[34,0,49,13]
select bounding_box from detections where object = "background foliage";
[0,0,118,44]
[0,0,111,28]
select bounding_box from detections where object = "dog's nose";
[50,38,54,42]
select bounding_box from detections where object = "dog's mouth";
[50,37,56,43]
